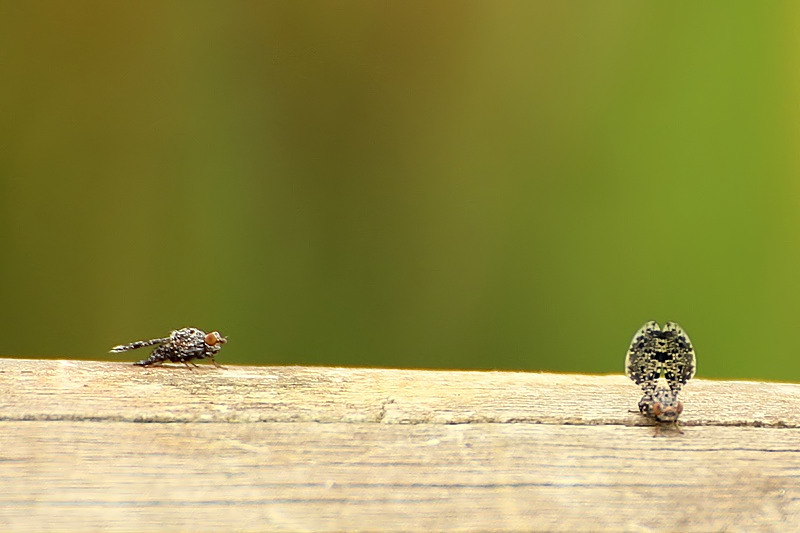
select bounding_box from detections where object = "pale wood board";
[1,358,799,531]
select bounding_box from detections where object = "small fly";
[625,321,696,435]
[110,327,227,368]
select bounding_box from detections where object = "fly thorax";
[647,380,683,422]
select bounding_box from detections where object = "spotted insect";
[625,321,696,433]
[110,327,227,368]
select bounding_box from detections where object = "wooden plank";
[2,422,799,532]
[1,358,800,531]
[1,358,798,426]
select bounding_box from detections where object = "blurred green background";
[2,2,799,380]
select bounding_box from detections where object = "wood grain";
[1,358,799,531]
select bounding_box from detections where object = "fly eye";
[205,332,222,345]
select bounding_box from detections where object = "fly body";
[625,321,696,434]
[111,327,227,368]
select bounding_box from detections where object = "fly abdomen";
[133,345,172,366]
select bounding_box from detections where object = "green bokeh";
[2,2,799,380]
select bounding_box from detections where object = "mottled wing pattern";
[109,337,169,353]
[660,321,696,393]
[625,321,696,393]
[169,328,208,359]
[624,321,662,395]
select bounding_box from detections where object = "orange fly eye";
[652,403,663,417]
[205,332,219,345]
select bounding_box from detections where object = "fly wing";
[109,337,169,353]
[661,322,696,392]
[625,321,661,394]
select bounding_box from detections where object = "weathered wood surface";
[1,358,799,532]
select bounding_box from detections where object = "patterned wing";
[109,337,169,353]
[169,328,208,359]
[660,322,696,392]
[625,321,662,394]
